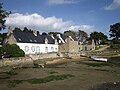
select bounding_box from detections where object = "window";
[34,40,37,42]
[30,39,32,42]
[59,40,61,43]
[18,38,21,41]
[24,46,29,52]
[36,46,40,53]
[31,46,35,52]
[45,46,48,53]
[51,47,54,52]
[55,48,57,51]
[85,47,87,51]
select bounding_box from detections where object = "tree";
[13,27,21,32]
[0,3,10,30]
[90,31,107,45]
[64,30,77,38]
[23,27,29,32]
[2,44,25,57]
[77,30,88,42]
[48,32,62,38]
[42,32,47,35]
[109,22,120,40]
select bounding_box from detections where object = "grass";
[0,69,17,80]
[8,74,74,87]
[76,56,120,67]
[49,71,58,74]
[95,46,104,50]
[76,61,108,67]
[3,70,17,75]
[108,56,120,67]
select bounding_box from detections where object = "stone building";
[58,35,95,53]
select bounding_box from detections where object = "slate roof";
[13,31,55,44]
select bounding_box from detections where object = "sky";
[1,0,120,36]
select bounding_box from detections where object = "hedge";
[2,44,25,57]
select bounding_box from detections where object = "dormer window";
[34,40,37,42]
[59,40,61,43]
[30,39,32,42]
[18,38,21,41]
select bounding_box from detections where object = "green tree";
[13,27,22,32]
[23,27,29,32]
[77,30,88,42]
[64,30,77,38]
[0,33,7,44]
[109,22,120,40]
[0,3,10,30]
[2,44,25,57]
[42,32,47,35]
[90,31,107,45]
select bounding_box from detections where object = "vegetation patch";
[0,69,17,80]
[76,61,108,67]
[3,70,17,75]
[108,56,120,67]
[8,74,74,87]
[49,71,58,74]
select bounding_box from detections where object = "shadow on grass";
[76,61,109,67]
[0,70,17,80]
[8,74,74,87]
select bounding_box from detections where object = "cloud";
[5,13,96,34]
[104,0,120,10]
[5,13,72,32]
[48,0,79,5]
[68,25,95,35]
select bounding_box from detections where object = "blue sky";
[1,0,120,36]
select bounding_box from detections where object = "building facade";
[3,28,58,55]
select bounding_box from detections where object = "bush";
[112,40,120,44]
[110,40,120,49]
[2,44,25,57]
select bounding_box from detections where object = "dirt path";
[95,45,109,51]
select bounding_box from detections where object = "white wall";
[17,43,58,55]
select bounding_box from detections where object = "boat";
[91,56,107,62]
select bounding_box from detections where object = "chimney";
[7,26,13,36]
[45,37,48,44]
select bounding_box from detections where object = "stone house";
[58,35,95,53]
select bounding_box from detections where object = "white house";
[3,27,59,55]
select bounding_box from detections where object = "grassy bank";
[8,74,74,87]
[77,56,120,67]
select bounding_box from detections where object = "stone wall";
[59,38,78,53]
[0,53,64,67]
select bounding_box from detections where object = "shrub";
[110,40,120,49]
[2,44,25,57]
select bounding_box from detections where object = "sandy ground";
[0,57,120,90]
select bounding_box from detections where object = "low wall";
[0,53,64,67]
[0,56,33,67]
[29,53,64,60]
